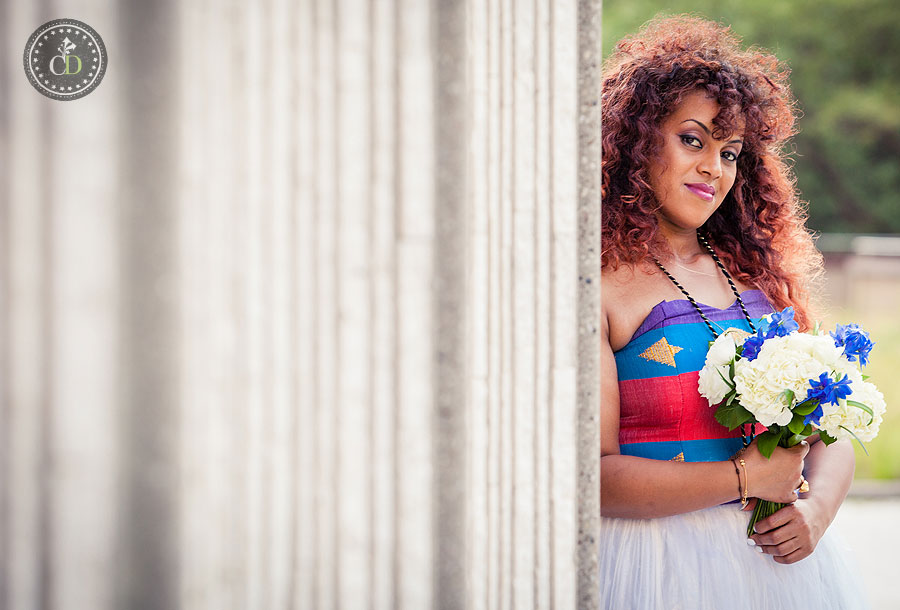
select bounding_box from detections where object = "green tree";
[603,0,900,233]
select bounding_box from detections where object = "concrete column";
[577,1,602,607]
[3,2,122,610]
[0,1,601,608]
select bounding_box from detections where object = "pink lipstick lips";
[685,182,715,202]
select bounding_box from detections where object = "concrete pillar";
[0,1,601,608]
[117,0,181,608]
[3,2,121,610]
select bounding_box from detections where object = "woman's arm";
[803,438,856,523]
[749,438,855,563]
[600,308,809,519]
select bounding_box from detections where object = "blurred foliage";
[603,0,900,234]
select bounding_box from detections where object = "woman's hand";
[741,439,809,504]
[747,438,856,564]
[748,499,826,564]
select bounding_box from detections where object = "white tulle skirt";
[599,503,868,610]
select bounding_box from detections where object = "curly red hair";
[602,15,823,329]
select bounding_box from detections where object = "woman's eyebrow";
[680,118,743,145]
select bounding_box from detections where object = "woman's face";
[648,90,743,233]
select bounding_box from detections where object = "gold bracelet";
[738,458,748,508]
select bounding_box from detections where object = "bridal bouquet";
[697,307,884,535]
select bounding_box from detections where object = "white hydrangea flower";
[819,380,886,443]
[698,322,885,446]
[697,330,742,406]
[731,333,844,427]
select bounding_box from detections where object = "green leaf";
[819,431,838,446]
[756,431,781,459]
[839,426,870,456]
[714,402,755,430]
[779,389,795,407]
[787,433,810,446]
[716,367,735,390]
[847,400,874,425]
[793,399,818,416]
[788,413,807,435]
[862,374,870,381]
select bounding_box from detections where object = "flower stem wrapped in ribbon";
[698,307,883,536]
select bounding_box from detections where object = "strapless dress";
[600,292,868,609]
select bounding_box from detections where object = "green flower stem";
[746,431,806,537]
[747,498,785,537]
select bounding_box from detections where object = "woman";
[600,15,866,609]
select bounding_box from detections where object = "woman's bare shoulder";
[602,263,670,351]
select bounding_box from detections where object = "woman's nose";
[697,151,722,180]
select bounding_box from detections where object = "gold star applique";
[670,452,685,462]
[638,337,683,368]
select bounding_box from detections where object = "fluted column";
[3,2,122,610]
[1,1,601,608]
[577,1,602,607]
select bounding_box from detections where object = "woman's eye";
[680,135,701,148]
[722,150,738,162]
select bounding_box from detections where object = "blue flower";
[803,403,825,428]
[740,326,770,361]
[803,372,853,426]
[767,306,800,337]
[739,307,799,361]
[741,306,800,360]
[831,323,874,366]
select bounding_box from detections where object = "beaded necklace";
[652,232,758,446]
[652,233,757,338]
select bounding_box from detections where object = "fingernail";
[753,524,759,533]
[755,546,764,553]
[746,538,756,546]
